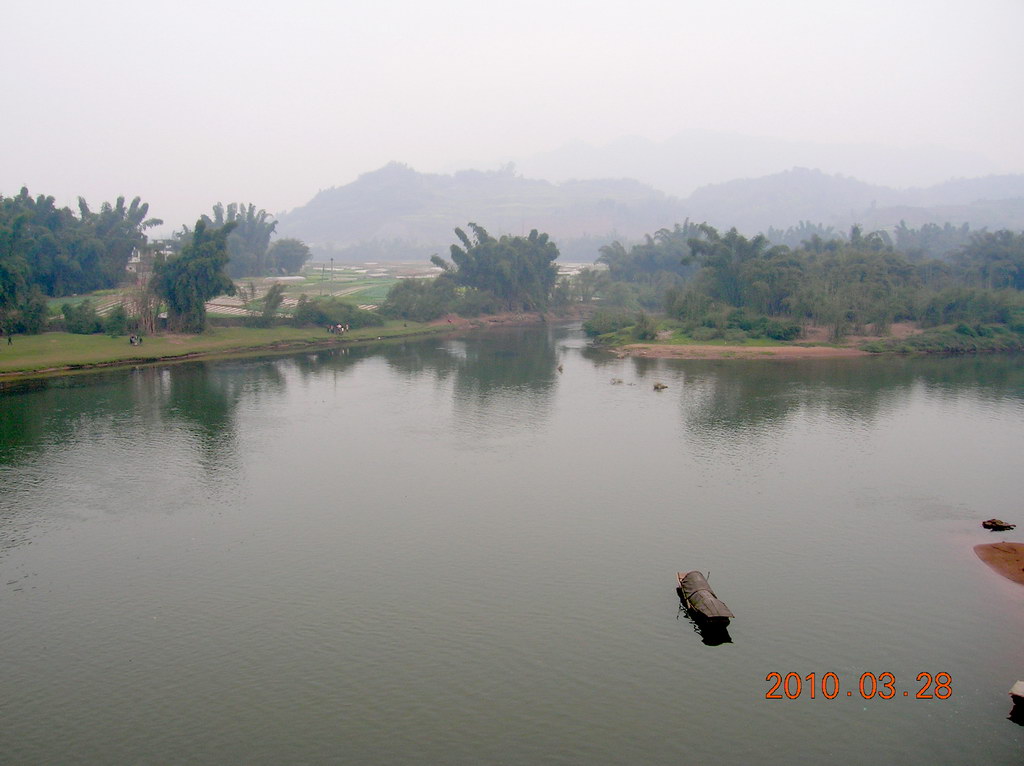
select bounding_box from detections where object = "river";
[2,324,1023,764]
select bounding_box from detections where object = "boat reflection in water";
[1010,682,1024,726]
[678,604,733,646]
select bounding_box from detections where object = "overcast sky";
[3,0,1022,233]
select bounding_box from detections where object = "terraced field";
[44,262,440,323]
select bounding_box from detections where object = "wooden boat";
[676,571,734,625]
[982,518,1016,531]
[1011,681,1024,704]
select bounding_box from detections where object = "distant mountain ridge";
[684,168,1024,233]
[276,162,682,259]
[277,163,1024,261]
[509,130,1004,197]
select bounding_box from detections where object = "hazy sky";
[3,0,1022,233]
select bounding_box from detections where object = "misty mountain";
[684,169,902,233]
[510,130,1002,197]
[277,163,1024,262]
[276,162,684,260]
[684,168,1024,234]
[904,175,1024,206]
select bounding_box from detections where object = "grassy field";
[0,321,443,377]
[0,263,452,378]
[41,265,407,322]
[340,280,394,303]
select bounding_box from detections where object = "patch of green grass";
[46,288,126,308]
[47,295,90,310]
[344,281,393,303]
[0,328,321,373]
[0,321,450,377]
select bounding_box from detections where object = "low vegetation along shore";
[2,312,1016,382]
[612,321,887,359]
[0,323,432,380]
[0,312,561,380]
[593,318,1024,359]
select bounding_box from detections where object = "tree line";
[0,188,162,334]
[383,217,1024,350]
[170,202,310,278]
[762,220,977,260]
[0,189,313,336]
[382,223,560,321]
[5,181,1022,350]
[584,221,1024,350]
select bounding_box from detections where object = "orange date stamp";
[765,672,952,700]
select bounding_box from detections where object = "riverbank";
[0,311,585,382]
[608,322,918,360]
[974,542,1024,586]
[611,343,871,360]
[3,313,1013,379]
[605,321,1024,359]
[0,320,859,378]
[0,322,449,381]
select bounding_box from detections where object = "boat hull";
[677,570,734,625]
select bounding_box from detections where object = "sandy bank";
[974,542,1024,586]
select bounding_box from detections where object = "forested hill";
[277,163,1024,261]
[275,163,684,260]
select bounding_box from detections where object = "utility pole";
[330,257,334,295]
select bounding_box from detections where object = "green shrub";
[664,285,712,321]
[738,315,767,336]
[632,311,659,341]
[583,309,635,337]
[764,319,801,341]
[382,279,455,322]
[6,289,49,335]
[635,284,664,311]
[690,326,721,341]
[104,305,129,337]
[599,281,641,310]
[62,300,103,334]
[292,296,383,328]
[453,287,501,317]
[702,312,726,329]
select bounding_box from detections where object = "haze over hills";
[276,162,683,261]
[504,130,1006,198]
[685,169,1024,234]
[276,162,1024,263]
